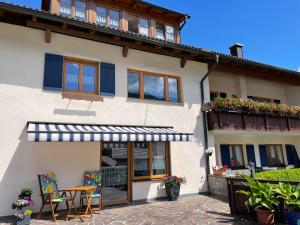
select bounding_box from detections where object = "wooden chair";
[37,173,69,222]
[80,170,102,213]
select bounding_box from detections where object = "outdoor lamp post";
[249,162,255,178]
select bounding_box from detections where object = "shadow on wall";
[0,128,100,216]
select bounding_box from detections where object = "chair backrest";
[83,170,102,195]
[38,173,60,200]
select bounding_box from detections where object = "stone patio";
[0,195,260,225]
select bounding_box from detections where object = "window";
[128,14,149,36]
[166,25,175,42]
[267,145,284,167]
[156,23,165,40]
[74,0,86,21]
[133,142,169,180]
[127,69,182,103]
[96,6,107,25]
[109,9,120,29]
[230,145,245,169]
[139,18,149,36]
[210,92,228,101]
[247,96,281,104]
[63,58,98,94]
[60,0,71,16]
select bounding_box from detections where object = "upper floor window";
[166,25,175,42]
[128,69,182,103]
[248,96,281,104]
[60,0,71,16]
[96,6,120,29]
[74,0,86,21]
[156,23,165,40]
[128,14,149,36]
[64,58,98,94]
[210,91,227,101]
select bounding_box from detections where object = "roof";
[0,1,300,84]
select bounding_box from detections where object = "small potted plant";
[238,176,278,225]
[163,175,186,201]
[12,188,33,225]
[274,183,300,225]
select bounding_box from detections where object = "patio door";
[101,142,131,205]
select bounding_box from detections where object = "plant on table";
[163,175,186,201]
[274,183,300,225]
[12,188,33,225]
[238,176,278,225]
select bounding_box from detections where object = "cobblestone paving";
[1,195,260,225]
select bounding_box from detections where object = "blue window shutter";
[43,53,63,91]
[286,145,294,165]
[220,145,231,168]
[246,145,256,166]
[100,62,115,96]
[259,145,268,167]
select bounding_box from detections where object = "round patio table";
[63,185,96,222]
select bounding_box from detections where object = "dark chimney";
[229,43,244,58]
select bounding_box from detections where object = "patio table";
[63,185,96,222]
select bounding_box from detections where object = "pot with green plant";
[274,182,300,225]
[12,188,33,225]
[238,176,278,225]
[163,175,186,201]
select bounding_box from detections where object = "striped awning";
[27,122,193,142]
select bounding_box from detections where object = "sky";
[3,0,300,71]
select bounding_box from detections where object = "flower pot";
[284,210,300,225]
[165,184,181,201]
[255,209,275,225]
[17,215,30,225]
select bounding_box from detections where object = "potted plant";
[274,183,300,225]
[238,176,278,225]
[163,175,186,201]
[12,188,33,225]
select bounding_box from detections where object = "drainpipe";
[179,14,191,31]
[200,54,219,192]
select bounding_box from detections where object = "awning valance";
[27,122,193,142]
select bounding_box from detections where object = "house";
[207,44,300,171]
[0,0,299,217]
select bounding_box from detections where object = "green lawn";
[255,168,300,181]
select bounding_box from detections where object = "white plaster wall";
[0,22,208,216]
[285,85,300,106]
[209,71,289,103]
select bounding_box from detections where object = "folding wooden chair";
[37,173,69,222]
[80,170,102,213]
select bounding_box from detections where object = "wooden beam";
[123,46,129,57]
[32,15,37,22]
[131,2,138,9]
[180,58,187,68]
[45,29,51,43]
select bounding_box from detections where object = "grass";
[255,168,300,181]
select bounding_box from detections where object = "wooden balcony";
[207,110,300,132]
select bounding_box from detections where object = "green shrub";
[255,169,300,181]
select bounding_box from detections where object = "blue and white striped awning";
[27,122,193,142]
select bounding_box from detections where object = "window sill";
[127,97,184,106]
[62,92,103,102]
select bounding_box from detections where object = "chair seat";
[81,193,101,198]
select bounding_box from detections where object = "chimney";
[229,43,244,58]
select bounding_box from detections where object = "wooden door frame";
[100,141,132,206]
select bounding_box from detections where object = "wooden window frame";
[131,142,171,181]
[63,57,99,95]
[127,13,150,37]
[230,145,245,170]
[266,144,284,167]
[127,69,183,103]
[60,0,87,21]
[96,4,120,29]
[155,22,166,40]
[165,24,175,42]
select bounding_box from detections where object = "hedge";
[255,168,300,181]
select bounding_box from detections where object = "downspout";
[200,54,219,192]
[179,14,191,31]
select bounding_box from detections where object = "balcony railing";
[207,110,300,132]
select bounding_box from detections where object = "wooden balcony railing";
[207,110,300,132]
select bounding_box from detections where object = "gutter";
[200,54,219,191]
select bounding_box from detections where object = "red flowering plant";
[163,175,186,188]
[208,98,300,118]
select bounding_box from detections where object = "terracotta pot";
[255,209,275,225]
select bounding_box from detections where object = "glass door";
[101,142,131,205]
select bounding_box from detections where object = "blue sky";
[3,0,300,71]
